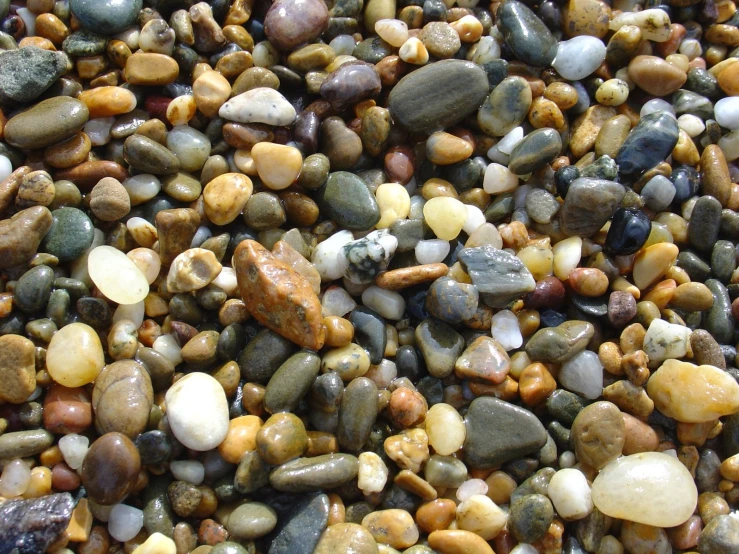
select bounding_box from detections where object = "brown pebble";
[80,432,141,505]
[571,401,625,470]
[89,177,131,222]
[375,263,449,290]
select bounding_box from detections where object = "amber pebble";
[44,132,92,169]
[80,432,141,505]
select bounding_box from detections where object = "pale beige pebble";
[88,245,150,305]
[553,236,583,280]
[517,245,554,280]
[321,343,371,381]
[251,142,303,190]
[450,15,484,43]
[425,402,465,455]
[126,217,158,248]
[203,173,253,225]
[399,37,429,65]
[375,182,411,229]
[233,148,258,175]
[609,8,672,41]
[466,223,503,249]
[455,494,507,540]
[166,248,222,293]
[89,177,131,222]
[595,79,630,106]
[166,94,197,126]
[131,532,176,554]
[423,197,468,240]
[646,359,739,422]
[591,452,697,527]
[375,19,409,47]
[632,242,679,290]
[193,70,232,118]
[362,509,419,549]
[620,521,671,554]
[272,240,321,295]
[46,322,105,387]
[483,163,518,194]
[720,453,739,481]
[358,451,389,494]
[127,248,161,285]
[384,428,429,473]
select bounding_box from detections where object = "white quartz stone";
[321,285,357,316]
[165,372,229,451]
[547,468,593,520]
[170,460,205,485]
[219,87,296,126]
[425,403,466,455]
[108,504,144,542]
[643,318,691,365]
[362,286,405,319]
[715,97,739,130]
[483,162,519,194]
[415,239,450,264]
[88,246,150,305]
[58,434,89,470]
[553,36,607,81]
[312,230,354,282]
[558,350,603,399]
[491,310,523,351]
[357,452,389,494]
[0,156,11,182]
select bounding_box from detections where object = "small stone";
[227,502,277,540]
[252,143,303,191]
[464,397,548,469]
[526,320,594,364]
[548,468,593,521]
[338,377,378,452]
[616,112,679,182]
[264,0,329,51]
[256,412,308,465]
[166,248,222,293]
[553,36,606,81]
[509,494,555,544]
[219,87,296,126]
[314,523,378,554]
[70,0,141,35]
[415,318,465,378]
[642,318,691,365]
[699,514,739,554]
[89,177,130,222]
[47,322,105,387]
[559,351,604,400]
[571,401,625,470]
[234,239,325,350]
[320,61,382,111]
[131,533,177,554]
[592,452,698,527]
[88,246,149,305]
[92,360,153,439]
[498,0,558,67]
[0,46,69,104]
[455,336,510,384]
[560,178,625,237]
[426,277,478,324]
[508,128,562,175]
[78,87,137,118]
[458,246,536,308]
[165,372,229,451]
[80,432,141,505]
[124,53,180,86]
[628,55,687,96]
[362,509,419,550]
[646,359,739,423]
[269,453,359,492]
[316,172,380,231]
[269,493,330,554]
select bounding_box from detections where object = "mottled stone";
[457,246,535,308]
[0,493,74,554]
[560,178,625,238]
[615,112,679,182]
[0,47,69,104]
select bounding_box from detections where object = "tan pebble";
[485,471,518,505]
[571,401,625,470]
[193,70,232,118]
[362,509,419,549]
[166,248,222,293]
[642,279,676,309]
[46,322,105,388]
[78,87,137,118]
[456,494,507,540]
[718,57,739,95]
[125,52,180,85]
[387,387,428,428]
[0,335,37,404]
[416,499,457,533]
[570,105,618,159]
[632,242,679,290]
[43,132,92,169]
[16,170,55,209]
[428,529,494,554]
[670,282,714,312]
[65,498,93,542]
[621,350,650,386]
[426,131,473,165]
[518,362,557,406]
[622,413,659,455]
[599,341,624,376]
[528,96,566,130]
[701,144,732,206]
[568,267,608,297]
[595,114,631,159]
[166,95,197,126]
[544,81,579,110]
[399,37,429,65]
[322,316,354,347]
[252,143,303,190]
[394,469,437,501]
[314,523,378,554]
[628,55,687,96]
[321,343,371,381]
[35,13,70,45]
[203,173,253,225]
[677,420,717,447]
[384,428,429,473]
[375,264,448,290]
[672,129,700,166]
[89,177,130,222]
[602,379,654,419]
[720,453,739,481]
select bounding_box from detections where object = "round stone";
[80,432,141,505]
[41,208,94,263]
[88,246,150,305]
[70,0,142,35]
[46,322,105,388]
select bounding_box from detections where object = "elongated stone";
[269,454,359,492]
[388,59,489,133]
[234,239,325,350]
[4,97,89,150]
[337,377,378,452]
[508,128,562,175]
[615,112,679,182]
[497,0,558,67]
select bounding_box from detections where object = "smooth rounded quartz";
[425,403,466,455]
[46,322,105,387]
[166,126,211,172]
[591,452,697,527]
[88,246,149,305]
[108,504,144,542]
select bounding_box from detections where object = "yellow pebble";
[65,498,93,542]
[595,79,630,106]
[252,143,303,190]
[376,182,411,228]
[423,197,468,240]
[632,242,679,290]
[166,95,197,126]
[131,532,177,554]
[399,37,429,65]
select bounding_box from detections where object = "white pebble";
[362,286,405,320]
[643,318,691,364]
[463,204,486,235]
[329,35,356,56]
[719,129,739,161]
[375,19,409,47]
[496,127,524,155]
[123,174,161,206]
[312,230,354,282]
[16,8,36,36]
[510,545,539,554]
[609,9,671,42]
[321,285,357,316]
[468,36,500,64]
[552,236,582,280]
[219,87,296,126]
[212,267,238,296]
[715,97,739,130]
[547,468,593,520]
[108,504,144,542]
[170,460,205,485]
[415,239,450,264]
[559,451,577,468]
[491,310,523,351]
[456,495,507,540]
[457,478,488,501]
[640,99,676,119]
[0,459,31,497]
[0,155,13,181]
[553,36,606,81]
[88,246,150,305]
[559,350,603,400]
[365,359,398,389]
[165,372,230,451]
[677,114,705,137]
[679,38,702,59]
[357,452,389,494]
[252,41,280,67]
[152,334,183,367]
[58,433,90,470]
[409,195,426,219]
[483,162,519,194]
[425,403,466,455]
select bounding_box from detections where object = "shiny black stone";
[349,307,387,365]
[604,208,651,256]
[555,165,580,199]
[615,112,679,182]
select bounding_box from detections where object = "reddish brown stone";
[55,161,128,191]
[43,384,93,435]
[234,239,326,350]
[80,432,141,505]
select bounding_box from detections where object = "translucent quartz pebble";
[0,459,32,497]
[108,504,144,542]
[88,246,149,305]
[591,452,697,527]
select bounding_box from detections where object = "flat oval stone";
[559,178,625,237]
[320,62,382,111]
[92,360,153,439]
[269,453,359,492]
[316,172,380,231]
[463,397,548,468]
[14,265,54,313]
[571,401,625,470]
[553,36,607,81]
[234,240,325,350]
[508,128,562,175]
[498,0,558,67]
[269,493,330,554]
[219,88,297,126]
[123,135,180,175]
[525,320,594,364]
[337,377,378,452]
[591,452,697,527]
[388,59,489,133]
[87,246,150,305]
[646,359,739,423]
[615,112,679,182]
[70,0,142,35]
[264,351,321,414]
[4,97,89,150]
[165,372,229,451]
[264,0,329,51]
[46,322,105,388]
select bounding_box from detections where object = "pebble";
[0,493,74,554]
[592,452,698,527]
[88,246,149,305]
[165,372,229,451]
[498,0,558,67]
[553,36,606,81]
[317,172,381,231]
[314,523,378,554]
[265,0,328,50]
[46,322,105,388]
[0,207,53,270]
[70,0,141,35]
[227,502,277,540]
[92,360,153,439]
[269,453,359,492]
[558,351,604,399]
[616,112,679,182]
[362,509,419,549]
[219,88,296,126]
[41,207,94,263]
[646,359,739,423]
[80,432,140,505]
[548,468,593,521]
[560,178,625,237]
[0,46,69,104]
[571,401,625,470]
[699,515,739,554]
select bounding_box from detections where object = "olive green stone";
[40,207,94,263]
[269,453,359,493]
[62,30,108,57]
[316,172,380,231]
[124,135,180,175]
[525,320,594,364]
[297,154,330,190]
[712,240,736,283]
[227,502,277,541]
[414,318,465,379]
[478,76,532,137]
[142,476,176,538]
[243,192,286,231]
[234,450,270,494]
[508,128,562,175]
[509,494,555,544]
[0,430,54,461]
[705,279,734,344]
[4,97,89,150]
[337,377,378,453]
[14,265,55,313]
[264,351,321,414]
